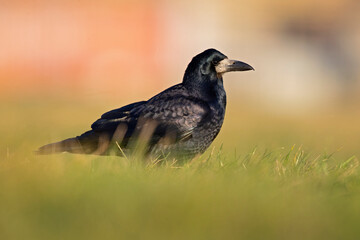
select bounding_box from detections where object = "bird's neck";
[184,76,226,107]
[211,79,227,108]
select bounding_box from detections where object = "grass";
[1,95,360,239]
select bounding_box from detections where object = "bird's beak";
[215,58,254,74]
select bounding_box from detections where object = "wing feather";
[90,86,210,148]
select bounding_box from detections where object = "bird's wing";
[100,101,147,119]
[91,96,210,144]
[91,101,146,131]
[139,95,210,142]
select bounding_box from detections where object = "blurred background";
[1,0,360,157]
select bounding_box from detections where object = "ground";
[1,95,359,240]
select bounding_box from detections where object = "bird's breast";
[190,86,226,153]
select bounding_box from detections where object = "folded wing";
[90,95,210,151]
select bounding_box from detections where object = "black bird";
[37,49,254,159]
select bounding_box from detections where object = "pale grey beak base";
[215,58,254,74]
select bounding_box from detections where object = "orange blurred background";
[0,1,166,95]
[1,0,359,106]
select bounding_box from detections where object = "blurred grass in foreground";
[1,96,360,239]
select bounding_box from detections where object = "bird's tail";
[36,137,85,155]
[36,131,111,155]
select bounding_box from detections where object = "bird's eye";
[211,60,219,65]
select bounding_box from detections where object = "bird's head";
[183,48,254,86]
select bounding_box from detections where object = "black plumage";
[37,49,254,159]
